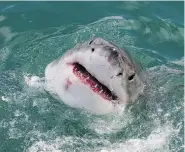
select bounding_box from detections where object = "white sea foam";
[27,135,109,152]
[86,16,124,26]
[89,108,133,135]
[27,140,61,152]
[24,74,45,92]
[170,57,184,66]
[0,47,11,62]
[8,128,24,139]
[0,15,6,22]
[2,4,15,11]
[0,26,17,41]
[1,95,9,102]
[26,122,176,152]
[100,124,175,152]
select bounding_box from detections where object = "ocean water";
[0,1,184,152]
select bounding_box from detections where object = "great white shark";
[25,37,145,115]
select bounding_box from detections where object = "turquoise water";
[0,2,184,152]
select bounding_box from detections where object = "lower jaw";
[74,73,112,101]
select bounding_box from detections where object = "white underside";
[61,79,118,115]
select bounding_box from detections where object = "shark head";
[45,37,144,115]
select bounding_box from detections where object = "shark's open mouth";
[72,62,118,101]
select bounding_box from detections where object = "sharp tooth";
[86,77,90,80]
[94,84,98,88]
[99,90,103,93]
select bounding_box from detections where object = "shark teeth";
[72,62,118,101]
[94,84,98,88]
[99,90,103,93]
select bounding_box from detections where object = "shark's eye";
[91,48,95,52]
[128,74,135,81]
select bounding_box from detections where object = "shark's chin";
[61,86,119,115]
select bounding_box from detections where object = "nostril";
[128,74,135,81]
[91,48,95,52]
[89,40,94,45]
[117,72,123,77]
[89,38,97,45]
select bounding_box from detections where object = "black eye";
[128,74,135,81]
[117,72,122,76]
[91,48,95,52]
